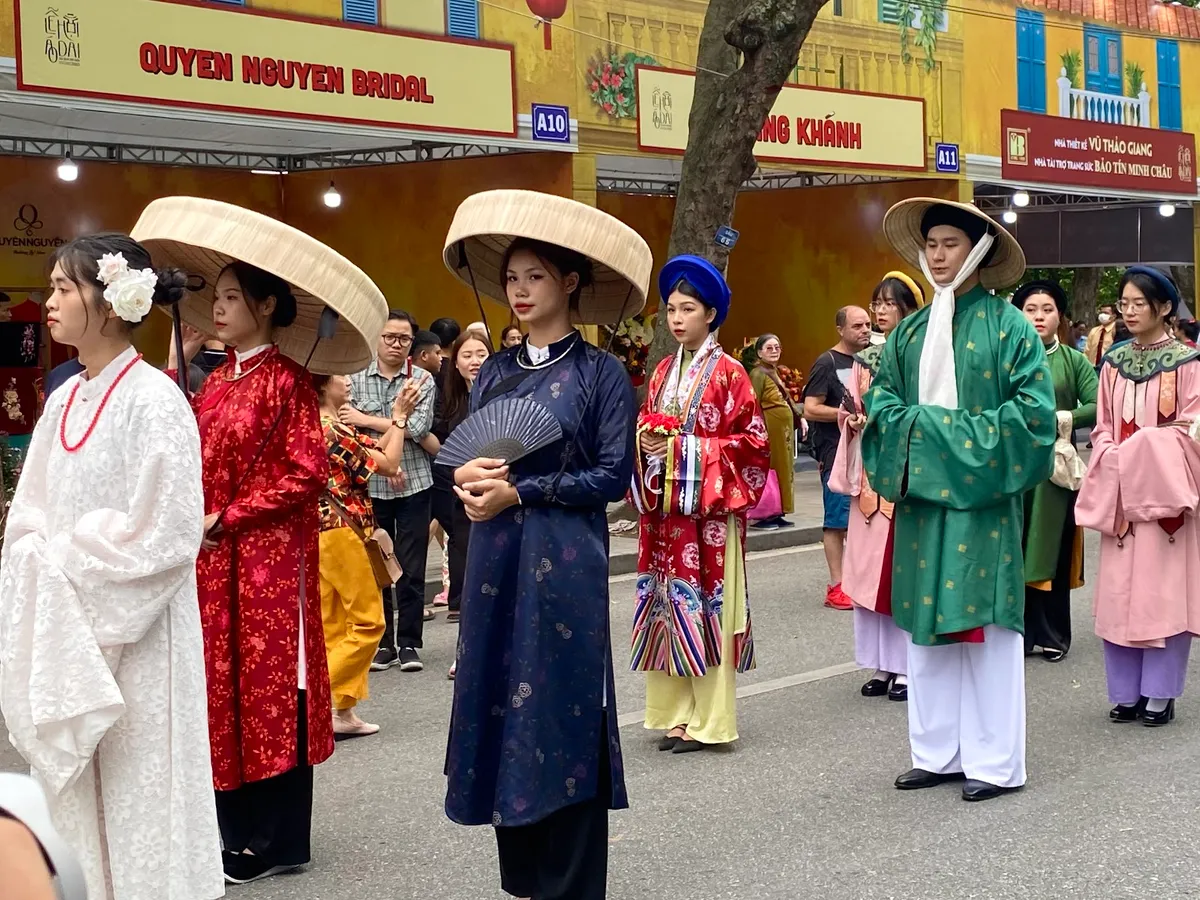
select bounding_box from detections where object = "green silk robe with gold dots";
[861,285,1057,646]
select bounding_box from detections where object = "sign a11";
[935,142,960,173]
[531,103,571,143]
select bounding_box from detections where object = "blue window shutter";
[1157,39,1182,131]
[343,0,378,24]
[1015,9,1046,114]
[447,0,480,38]
[877,0,903,25]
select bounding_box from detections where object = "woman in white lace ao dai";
[0,233,223,900]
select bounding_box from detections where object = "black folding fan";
[435,396,563,469]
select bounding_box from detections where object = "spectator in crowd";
[346,310,437,673]
[749,332,800,529]
[432,332,491,678]
[465,321,491,342]
[1085,302,1118,368]
[499,323,523,348]
[42,356,83,398]
[314,373,418,737]
[410,330,443,377]
[428,318,461,441]
[803,305,872,610]
[429,317,462,366]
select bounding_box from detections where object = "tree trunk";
[1069,266,1101,327]
[643,0,830,381]
[1171,265,1196,318]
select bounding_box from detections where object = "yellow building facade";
[0,0,1193,386]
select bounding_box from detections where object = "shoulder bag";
[325,493,403,588]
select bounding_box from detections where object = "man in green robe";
[863,199,1056,802]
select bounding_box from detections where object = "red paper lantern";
[526,0,568,49]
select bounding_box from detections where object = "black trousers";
[1024,508,1077,656]
[215,690,313,867]
[494,718,611,900]
[375,489,431,650]
[432,480,471,613]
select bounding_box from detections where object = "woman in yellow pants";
[314,374,416,738]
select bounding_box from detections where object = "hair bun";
[272,289,298,328]
[153,267,189,307]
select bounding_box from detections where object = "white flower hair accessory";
[96,252,156,323]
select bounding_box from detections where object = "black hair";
[443,331,492,424]
[50,232,187,332]
[411,329,441,357]
[1119,267,1179,320]
[501,238,594,312]
[428,317,461,347]
[1178,320,1199,343]
[387,309,418,330]
[500,323,522,343]
[221,261,297,328]
[873,277,920,313]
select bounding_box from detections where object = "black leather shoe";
[1042,648,1067,662]
[1143,699,1176,727]
[888,680,909,702]
[1110,697,1147,722]
[861,677,891,697]
[895,768,965,790]
[657,735,680,751]
[672,738,706,754]
[962,780,1021,802]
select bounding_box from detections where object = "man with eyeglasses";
[346,310,437,673]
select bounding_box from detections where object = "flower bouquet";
[777,364,805,405]
[638,411,682,436]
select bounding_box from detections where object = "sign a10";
[532,103,571,143]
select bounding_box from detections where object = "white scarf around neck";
[660,333,719,416]
[917,233,996,408]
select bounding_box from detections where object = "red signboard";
[1000,109,1197,196]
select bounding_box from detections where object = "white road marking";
[615,660,862,728]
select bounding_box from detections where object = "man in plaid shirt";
[345,310,437,672]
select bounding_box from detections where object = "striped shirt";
[349,357,435,499]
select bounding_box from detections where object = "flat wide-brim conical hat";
[883,197,1026,291]
[443,190,652,324]
[131,197,388,375]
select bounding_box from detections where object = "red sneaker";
[824,583,853,610]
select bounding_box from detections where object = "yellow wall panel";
[482,0,576,110]
[961,0,1015,157]
[382,0,445,33]
[250,0,343,19]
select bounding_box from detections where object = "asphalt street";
[7,539,1200,900]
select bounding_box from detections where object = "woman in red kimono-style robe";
[188,344,333,868]
[631,334,770,747]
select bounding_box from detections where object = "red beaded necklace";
[59,353,144,453]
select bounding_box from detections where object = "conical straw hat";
[883,197,1026,291]
[443,190,653,324]
[131,197,388,375]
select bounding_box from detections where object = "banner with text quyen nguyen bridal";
[635,66,927,173]
[16,0,517,138]
[1001,109,1197,196]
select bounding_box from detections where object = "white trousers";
[906,625,1026,788]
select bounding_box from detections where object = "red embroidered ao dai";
[190,347,334,789]
[631,337,770,676]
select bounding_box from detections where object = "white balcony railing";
[1057,68,1151,127]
